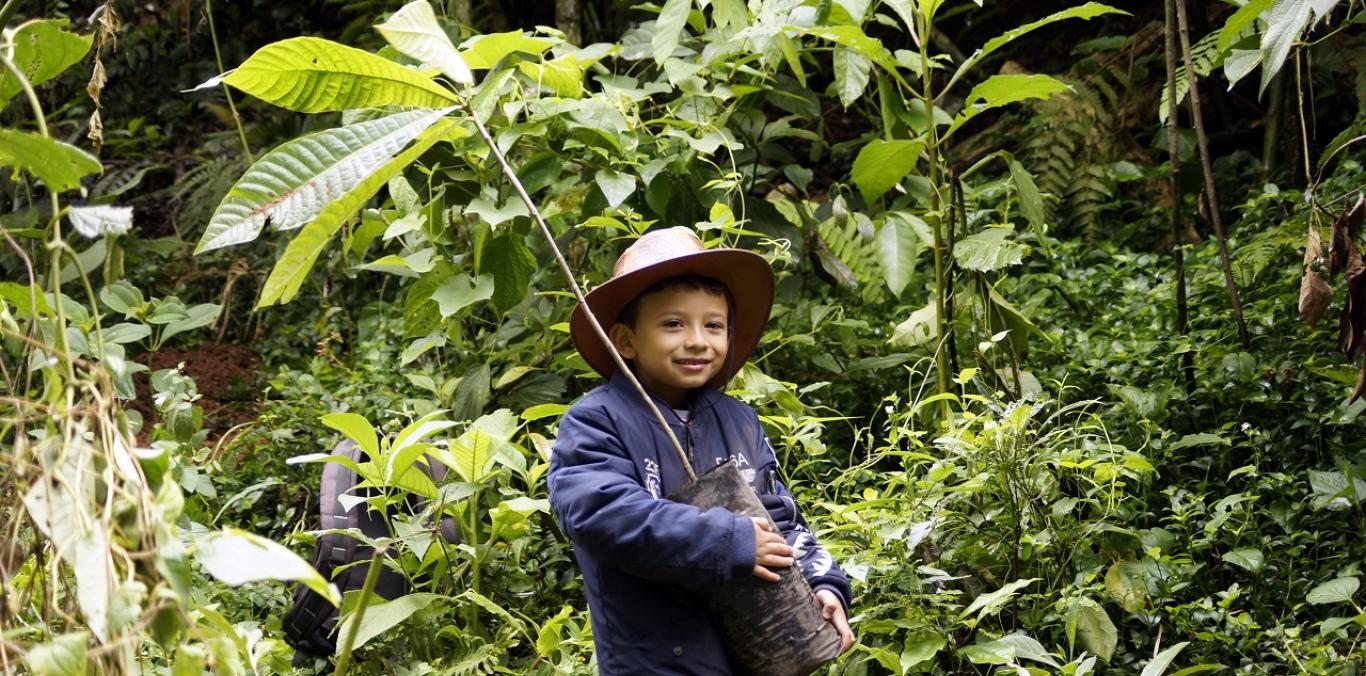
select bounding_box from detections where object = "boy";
[548,227,855,674]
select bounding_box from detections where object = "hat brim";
[569,248,774,389]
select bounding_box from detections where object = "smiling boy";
[547,227,854,674]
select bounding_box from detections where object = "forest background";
[1,0,1365,673]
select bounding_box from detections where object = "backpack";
[283,440,459,662]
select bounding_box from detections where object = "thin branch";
[1164,0,1195,394]
[1176,0,1251,350]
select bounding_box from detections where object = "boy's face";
[610,286,730,409]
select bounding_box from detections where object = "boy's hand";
[815,589,855,653]
[750,518,793,582]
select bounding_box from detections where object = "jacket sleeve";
[547,402,756,590]
[754,431,854,611]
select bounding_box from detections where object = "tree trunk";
[446,0,472,29]
[555,0,582,46]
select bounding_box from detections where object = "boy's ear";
[608,323,636,359]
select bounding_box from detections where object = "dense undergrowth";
[2,0,1365,674]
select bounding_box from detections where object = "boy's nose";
[684,327,706,348]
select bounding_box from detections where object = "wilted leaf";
[891,302,937,347]
[833,46,871,110]
[1299,225,1331,327]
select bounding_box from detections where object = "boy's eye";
[663,319,684,328]
[707,321,726,331]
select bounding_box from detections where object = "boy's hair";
[616,275,735,328]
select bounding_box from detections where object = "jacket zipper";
[683,419,695,474]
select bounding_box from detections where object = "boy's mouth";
[674,358,712,371]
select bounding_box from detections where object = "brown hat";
[569,227,775,388]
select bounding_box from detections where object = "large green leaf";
[1306,576,1359,604]
[946,3,1127,93]
[1140,642,1190,676]
[1067,597,1117,662]
[196,108,454,253]
[337,592,444,651]
[460,31,556,69]
[801,25,903,84]
[377,0,473,85]
[654,0,692,65]
[1008,159,1047,237]
[222,36,458,112]
[257,118,457,307]
[22,632,89,676]
[958,578,1036,624]
[833,46,871,110]
[946,74,1070,138]
[322,412,380,456]
[485,233,537,313]
[431,273,495,317]
[1220,0,1274,51]
[450,428,496,483]
[953,227,1027,272]
[0,19,93,109]
[195,528,338,604]
[875,212,921,297]
[1259,0,1342,95]
[851,139,923,203]
[0,130,101,192]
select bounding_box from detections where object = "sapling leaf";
[852,139,924,204]
[1306,577,1359,604]
[460,31,556,69]
[321,413,380,456]
[0,130,102,193]
[194,528,339,605]
[68,206,133,239]
[376,0,473,85]
[257,118,458,307]
[220,36,458,112]
[336,592,444,650]
[1139,641,1189,676]
[0,19,93,107]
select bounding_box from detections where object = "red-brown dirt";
[130,343,260,444]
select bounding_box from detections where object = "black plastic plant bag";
[669,462,843,676]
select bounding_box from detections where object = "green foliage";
[7,0,1366,673]
[219,36,460,112]
[0,19,92,107]
[0,129,102,192]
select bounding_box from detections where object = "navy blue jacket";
[547,371,852,675]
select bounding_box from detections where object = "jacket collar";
[607,370,723,424]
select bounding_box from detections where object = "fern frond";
[816,215,886,304]
[1161,28,1237,123]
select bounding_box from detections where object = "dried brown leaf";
[1332,196,1366,361]
[1300,225,1332,328]
[1352,357,1366,405]
[1329,194,1364,277]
